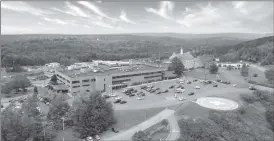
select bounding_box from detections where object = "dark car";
[155,88,160,90]
[133,89,138,93]
[141,86,147,89]
[169,85,174,89]
[125,92,131,95]
[156,91,162,95]
[129,94,135,97]
[193,79,198,82]
[188,92,194,96]
[103,95,110,99]
[213,84,218,87]
[114,99,121,103]
[216,79,221,82]
[120,101,127,104]
[162,90,168,93]
[208,81,212,84]
[187,81,191,84]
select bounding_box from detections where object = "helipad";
[196,97,239,110]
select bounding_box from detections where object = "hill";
[1,33,271,67]
[215,36,273,65]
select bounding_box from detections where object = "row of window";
[72,78,96,84]
[112,79,131,85]
[144,75,162,79]
[112,71,163,79]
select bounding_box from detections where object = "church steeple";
[180,48,183,54]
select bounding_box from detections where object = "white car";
[233,84,237,87]
[95,135,100,140]
[109,93,117,97]
[195,86,200,89]
[137,97,144,100]
[179,81,184,84]
[86,136,93,141]
[178,97,186,101]
[175,89,185,93]
[115,97,122,100]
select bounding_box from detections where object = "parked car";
[137,92,145,96]
[120,101,127,104]
[178,97,186,101]
[213,84,218,87]
[249,86,256,90]
[156,91,162,95]
[137,97,144,100]
[162,89,168,93]
[129,94,135,97]
[233,84,237,87]
[195,86,200,89]
[187,81,191,84]
[169,85,174,89]
[94,135,100,140]
[193,79,198,82]
[115,97,122,100]
[216,79,221,82]
[114,99,121,103]
[188,92,194,96]
[103,95,110,99]
[155,88,160,90]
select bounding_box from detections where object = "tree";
[209,63,218,74]
[50,74,58,84]
[33,86,38,97]
[47,102,71,130]
[264,68,274,83]
[1,104,43,141]
[13,75,31,91]
[240,63,249,77]
[72,91,116,138]
[168,57,185,77]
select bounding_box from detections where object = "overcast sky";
[1,1,273,34]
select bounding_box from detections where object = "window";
[72,85,80,88]
[82,79,89,82]
[144,75,162,79]
[91,79,96,82]
[72,81,80,84]
[83,84,90,87]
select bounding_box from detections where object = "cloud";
[51,2,89,18]
[43,17,68,25]
[77,1,115,20]
[176,2,221,27]
[232,1,248,14]
[145,1,174,20]
[37,22,43,25]
[92,21,114,28]
[119,10,137,24]
[1,1,52,16]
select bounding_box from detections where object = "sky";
[1,1,273,34]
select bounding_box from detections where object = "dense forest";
[215,36,274,65]
[1,33,272,67]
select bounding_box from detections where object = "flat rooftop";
[59,64,167,78]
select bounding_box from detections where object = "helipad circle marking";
[196,97,239,110]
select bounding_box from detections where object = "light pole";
[61,117,65,141]
[43,121,46,141]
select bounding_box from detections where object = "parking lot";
[106,76,238,110]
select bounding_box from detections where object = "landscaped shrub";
[132,131,151,141]
[248,80,274,88]
[240,94,258,104]
[161,119,169,127]
[253,73,258,77]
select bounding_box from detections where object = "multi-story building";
[55,64,176,96]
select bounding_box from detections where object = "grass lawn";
[100,107,164,139]
[185,68,227,81]
[176,90,274,141]
[248,66,269,84]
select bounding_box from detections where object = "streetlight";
[43,121,46,141]
[61,117,65,141]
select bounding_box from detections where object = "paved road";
[165,114,180,141]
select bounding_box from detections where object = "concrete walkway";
[165,114,180,141]
[103,109,175,141]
